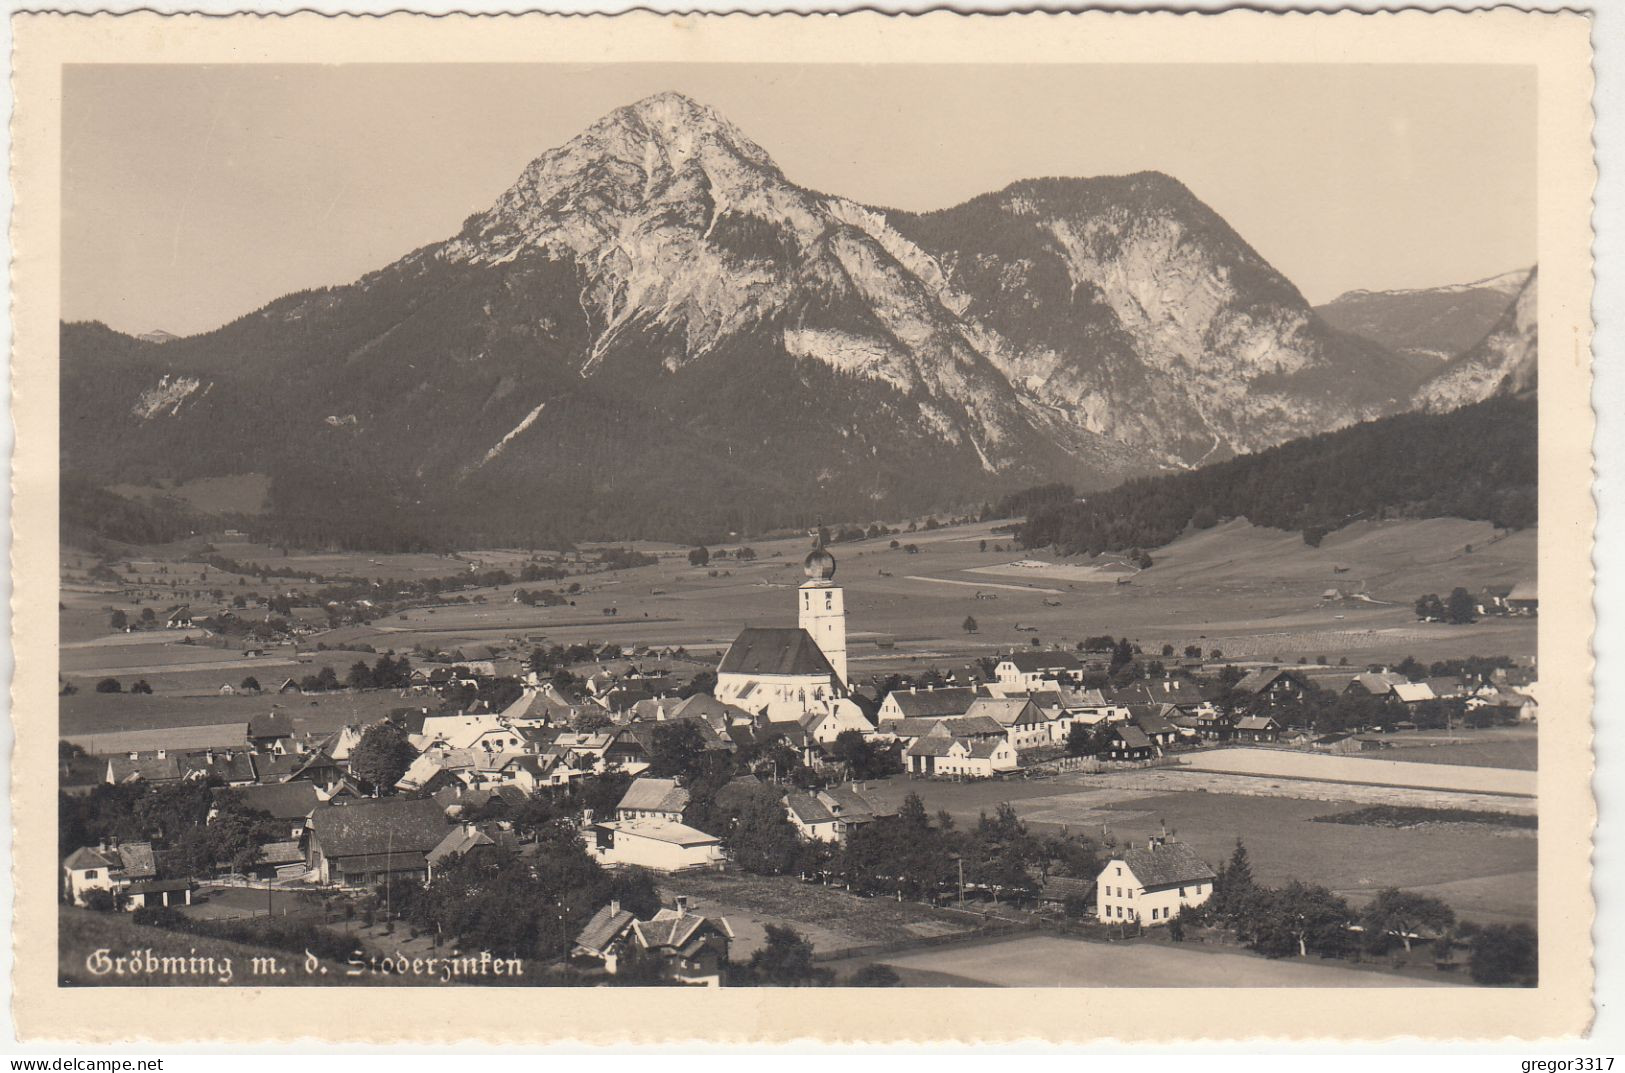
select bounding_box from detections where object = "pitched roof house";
[877,686,981,723]
[783,782,893,842]
[574,901,735,986]
[1112,677,1209,711]
[305,798,452,886]
[62,841,159,907]
[964,697,1054,750]
[1233,668,1311,701]
[1096,840,1217,926]
[615,777,690,822]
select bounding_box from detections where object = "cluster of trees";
[1064,722,1120,758]
[61,476,212,548]
[60,780,211,861]
[1198,841,1536,984]
[1246,686,1476,734]
[716,924,900,987]
[93,677,153,694]
[398,830,661,963]
[987,482,1076,521]
[60,779,285,877]
[836,797,1099,908]
[1414,588,1479,624]
[344,653,414,691]
[1015,394,1536,557]
[597,548,659,571]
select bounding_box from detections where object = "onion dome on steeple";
[803,529,837,582]
[803,546,836,581]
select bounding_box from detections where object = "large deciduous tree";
[348,722,417,794]
[1248,881,1352,959]
[1359,888,1456,954]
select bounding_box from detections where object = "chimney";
[609,899,621,916]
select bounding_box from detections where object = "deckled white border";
[6,4,1600,1048]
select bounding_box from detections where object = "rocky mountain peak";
[61,93,1475,544]
[453,92,784,263]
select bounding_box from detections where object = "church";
[714,541,857,723]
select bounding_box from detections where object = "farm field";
[829,933,1459,987]
[57,624,395,695]
[59,689,414,741]
[207,540,475,582]
[1352,729,1538,771]
[657,870,975,958]
[856,775,1536,925]
[61,513,1535,677]
[1175,748,1535,797]
[1057,767,1536,815]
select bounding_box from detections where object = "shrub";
[81,889,116,912]
[847,964,903,987]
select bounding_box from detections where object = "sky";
[62,63,1537,337]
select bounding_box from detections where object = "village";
[57,524,1540,988]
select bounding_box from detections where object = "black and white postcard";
[9,8,1597,1043]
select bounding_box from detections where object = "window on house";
[825,592,833,610]
[84,870,97,879]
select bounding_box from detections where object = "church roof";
[718,628,836,679]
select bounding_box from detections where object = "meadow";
[60,512,1536,686]
[825,932,1460,988]
[855,773,1537,926]
[59,689,414,741]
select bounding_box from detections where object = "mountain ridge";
[60,92,1527,546]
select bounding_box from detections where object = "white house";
[904,734,1017,778]
[416,714,525,753]
[61,842,158,907]
[994,651,1082,692]
[1095,839,1217,926]
[799,700,873,745]
[587,819,726,872]
[614,777,690,823]
[783,783,893,842]
[963,697,1056,750]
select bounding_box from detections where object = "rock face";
[1415,269,1538,412]
[1316,268,1532,364]
[60,92,1449,541]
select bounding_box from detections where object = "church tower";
[799,538,848,689]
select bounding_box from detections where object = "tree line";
[1015,394,1536,557]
